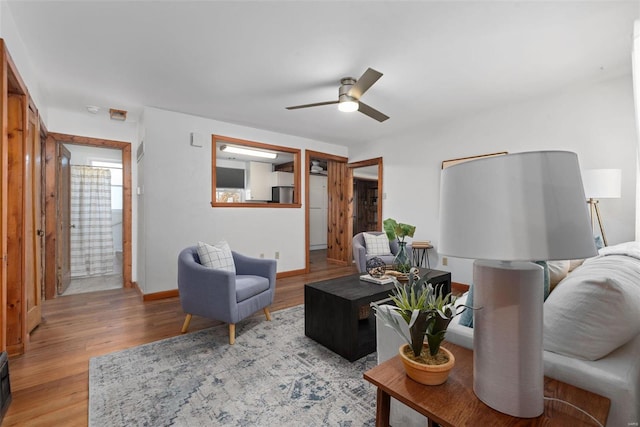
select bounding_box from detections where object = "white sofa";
[376,243,640,427]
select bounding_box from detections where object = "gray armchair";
[178,246,277,344]
[352,232,411,273]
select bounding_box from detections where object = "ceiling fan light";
[338,99,358,113]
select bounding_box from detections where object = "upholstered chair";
[352,231,411,273]
[177,246,277,344]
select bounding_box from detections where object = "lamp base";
[473,260,544,418]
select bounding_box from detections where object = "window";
[91,160,123,209]
[211,134,301,208]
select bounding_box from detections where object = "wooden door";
[25,106,42,333]
[326,160,351,265]
[56,144,71,294]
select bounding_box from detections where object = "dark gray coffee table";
[304,269,451,362]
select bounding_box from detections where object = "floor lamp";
[582,169,621,247]
[438,151,597,418]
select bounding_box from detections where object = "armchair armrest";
[178,249,236,321]
[353,239,367,272]
[233,251,277,291]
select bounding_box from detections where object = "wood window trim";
[211,134,302,208]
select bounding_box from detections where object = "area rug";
[89,305,377,426]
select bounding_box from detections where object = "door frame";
[348,157,383,232]
[305,150,348,272]
[44,133,132,299]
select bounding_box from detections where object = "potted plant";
[372,268,467,385]
[383,218,415,273]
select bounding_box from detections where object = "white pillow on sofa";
[547,260,570,290]
[543,255,640,361]
[197,241,236,273]
[363,233,392,256]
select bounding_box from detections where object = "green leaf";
[383,218,398,241]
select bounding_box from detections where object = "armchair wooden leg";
[181,314,192,333]
[264,307,272,321]
[229,323,236,345]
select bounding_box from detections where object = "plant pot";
[398,343,455,385]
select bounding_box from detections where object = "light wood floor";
[3,250,357,426]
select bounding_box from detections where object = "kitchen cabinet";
[271,171,294,187]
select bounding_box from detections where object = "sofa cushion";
[363,233,392,256]
[235,275,270,302]
[197,240,236,273]
[544,254,640,361]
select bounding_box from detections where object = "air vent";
[137,141,144,162]
[109,108,127,121]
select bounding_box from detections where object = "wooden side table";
[411,241,433,268]
[363,343,610,426]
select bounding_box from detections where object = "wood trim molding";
[348,157,383,256]
[276,269,306,279]
[211,134,302,207]
[142,289,179,302]
[0,40,9,353]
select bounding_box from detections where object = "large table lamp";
[438,151,597,418]
[582,168,621,247]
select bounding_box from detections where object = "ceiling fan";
[286,68,389,122]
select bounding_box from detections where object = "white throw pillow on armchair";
[363,233,392,256]
[197,241,236,273]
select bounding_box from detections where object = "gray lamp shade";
[438,151,597,261]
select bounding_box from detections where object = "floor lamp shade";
[438,151,597,417]
[582,168,621,199]
[582,168,621,247]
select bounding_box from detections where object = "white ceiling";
[6,1,639,146]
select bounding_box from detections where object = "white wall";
[350,74,637,285]
[0,3,47,121]
[139,107,347,294]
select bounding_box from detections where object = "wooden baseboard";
[142,289,179,301]
[138,267,324,301]
[451,281,469,296]
[276,269,306,279]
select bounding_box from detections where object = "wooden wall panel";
[326,160,350,265]
[6,94,25,354]
[0,42,8,352]
[43,136,57,299]
[1,39,37,356]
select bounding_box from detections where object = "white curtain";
[70,166,114,277]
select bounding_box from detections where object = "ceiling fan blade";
[358,102,389,122]
[348,68,383,99]
[286,100,338,110]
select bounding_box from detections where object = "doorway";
[61,147,124,295]
[44,133,132,300]
[305,150,349,272]
[348,157,383,236]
